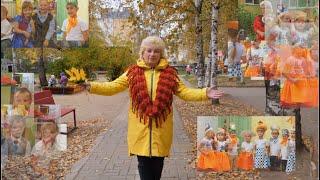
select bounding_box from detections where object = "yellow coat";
[90,59,208,157]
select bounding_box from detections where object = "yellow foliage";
[65,67,87,84]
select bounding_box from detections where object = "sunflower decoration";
[65,67,87,84]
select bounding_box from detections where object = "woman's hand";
[206,87,224,99]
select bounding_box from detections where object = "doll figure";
[237,130,255,171]
[254,121,270,169]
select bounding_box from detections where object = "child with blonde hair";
[7,115,31,156]
[254,121,270,169]
[227,126,239,171]
[197,124,217,171]
[285,128,296,174]
[12,1,33,48]
[1,5,12,58]
[280,129,289,172]
[269,125,281,171]
[213,128,231,172]
[237,130,255,171]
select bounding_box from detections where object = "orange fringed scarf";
[66,17,78,34]
[127,65,179,128]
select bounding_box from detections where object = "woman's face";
[66,4,78,17]
[142,43,162,68]
[22,7,33,18]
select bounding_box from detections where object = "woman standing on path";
[86,36,224,180]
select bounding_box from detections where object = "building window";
[245,0,260,5]
[287,0,317,8]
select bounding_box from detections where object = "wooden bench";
[34,90,77,134]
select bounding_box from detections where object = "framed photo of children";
[56,0,89,48]
[2,0,58,49]
[196,116,296,177]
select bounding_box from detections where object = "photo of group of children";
[226,0,319,109]
[1,73,66,177]
[1,0,89,57]
[196,116,296,174]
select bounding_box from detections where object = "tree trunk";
[194,0,205,88]
[38,47,48,87]
[209,2,220,105]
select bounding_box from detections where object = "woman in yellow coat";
[86,36,224,180]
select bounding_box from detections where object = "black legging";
[137,156,164,180]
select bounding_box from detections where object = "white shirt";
[62,17,88,41]
[254,138,269,149]
[227,41,245,64]
[1,19,12,40]
[217,140,229,152]
[228,139,239,156]
[31,140,60,157]
[269,137,281,156]
[280,143,288,160]
[199,137,213,150]
[241,141,254,152]
[247,47,264,67]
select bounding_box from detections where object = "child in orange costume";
[280,46,314,107]
[305,40,319,107]
[197,124,217,171]
[237,130,255,171]
[213,128,231,172]
[245,39,264,77]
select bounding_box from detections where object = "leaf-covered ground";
[1,118,110,179]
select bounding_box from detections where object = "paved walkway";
[56,91,195,179]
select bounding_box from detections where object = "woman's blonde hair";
[139,36,166,59]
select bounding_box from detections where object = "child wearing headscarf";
[197,124,217,171]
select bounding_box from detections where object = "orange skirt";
[245,67,261,77]
[197,151,218,170]
[212,152,231,172]
[281,78,318,107]
[304,77,319,107]
[236,152,254,171]
[280,79,309,107]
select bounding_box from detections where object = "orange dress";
[280,48,317,107]
[245,48,263,77]
[212,141,231,172]
[236,141,254,171]
[264,48,281,80]
[197,138,218,170]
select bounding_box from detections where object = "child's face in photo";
[66,4,78,17]
[290,132,295,139]
[22,7,33,18]
[294,17,307,31]
[217,133,225,141]
[230,132,236,138]
[39,0,49,13]
[42,128,56,143]
[244,134,252,142]
[11,121,25,138]
[257,129,264,137]
[271,131,279,138]
[14,93,32,106]
[282,134,289,138]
